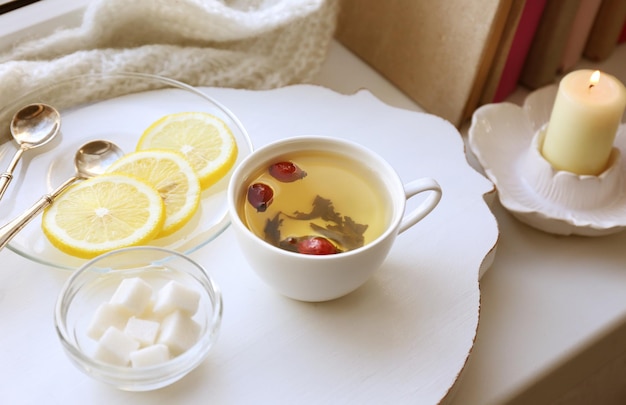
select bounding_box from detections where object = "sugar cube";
[124,316,160,347]
[130,344,171,368]
[109,277,153,315]
[152,280,200,317]
[157,310,201,356]
[86,302,130,340]
[93,327,140,366]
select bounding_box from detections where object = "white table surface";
[2,2,626,404]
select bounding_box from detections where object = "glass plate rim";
[1,71,254,270]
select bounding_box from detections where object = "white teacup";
[227,136,442,302]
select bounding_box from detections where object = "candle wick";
[588,83,595,91]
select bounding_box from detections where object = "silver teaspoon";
[0,103,61,201]
[0,140,123,251]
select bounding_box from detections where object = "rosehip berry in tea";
[278,235,341,254]
[247,183,274,212]
[269,161,307,182]
[296,237,339,255]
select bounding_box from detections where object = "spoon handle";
[0,176,78,251]
[0,148,26,202]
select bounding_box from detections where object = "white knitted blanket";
[0,0,338,108]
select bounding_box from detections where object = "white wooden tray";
[1,84,498,404]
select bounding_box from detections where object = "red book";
[493,0,547,102]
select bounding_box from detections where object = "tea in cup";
[227,136,441,302]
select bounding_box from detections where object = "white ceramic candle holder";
[524,126,622,210]
[469,85,626,236]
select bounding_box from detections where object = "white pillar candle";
[541,69,626,175]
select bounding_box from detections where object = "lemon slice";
[42,174,165,259]
[136,112,238,189]
[107,149,201,237]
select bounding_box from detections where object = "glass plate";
[0,72,253,270]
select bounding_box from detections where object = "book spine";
[583,0,626,61]
[520,0,581,90]
[559,0,602,73]
[493,0,547,102]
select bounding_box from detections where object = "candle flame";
[589,70,600,90]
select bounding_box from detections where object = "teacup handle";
[398,178,442,234]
